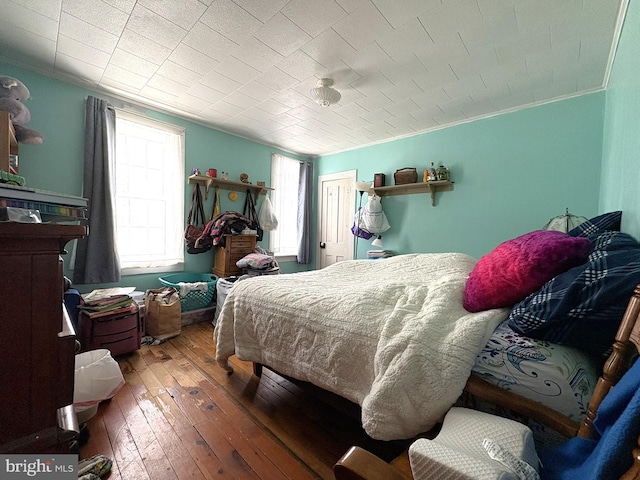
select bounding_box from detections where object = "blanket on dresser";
[214,253,509,440]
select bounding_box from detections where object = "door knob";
[319,242,326,248]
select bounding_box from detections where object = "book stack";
[367,249,393,260]
[77,294,135,318]
[0,184,87,222]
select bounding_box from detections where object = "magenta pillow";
[464,230,591,312]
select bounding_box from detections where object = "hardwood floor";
[80,321,410,480]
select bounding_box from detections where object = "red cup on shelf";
[207,168,217,178]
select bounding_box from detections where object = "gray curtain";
[297,161,313,264]
[73,96,121,284]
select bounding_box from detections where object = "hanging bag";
[351,208,373,239]
[361,195,390,233]
[243,190,264,241]
[185,184,205,244]
[258,193,278,231]
[185,184,211,254]
[192,186,221,252]
[213,186,220,217]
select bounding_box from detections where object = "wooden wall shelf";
[372,180,454,206]
[188,175,273,200]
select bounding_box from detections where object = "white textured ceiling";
[0,0,627,157]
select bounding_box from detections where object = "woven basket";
[394,167,418,185]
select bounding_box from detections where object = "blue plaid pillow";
[507,230,640,358]
[568,211,622,237]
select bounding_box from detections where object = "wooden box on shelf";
[212,234,257,278]
[0,110,19,174]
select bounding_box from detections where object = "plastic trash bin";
[74,349,125,424]
[215,276,247,324]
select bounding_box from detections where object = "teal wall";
[601,0,640,238]
[4,34,628,285]
[0,62,311,292]
[318,93,605,259]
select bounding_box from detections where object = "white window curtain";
[270,154,313,263]
[270,154,301,257]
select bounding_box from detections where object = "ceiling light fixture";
[310,78,341,107]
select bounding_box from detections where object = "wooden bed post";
[577,285,640,438]
[621,439,640,480]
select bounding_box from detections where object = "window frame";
[113,110,186,275]
[269,153,300,261]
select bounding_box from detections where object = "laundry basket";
[159,272,218,312]
[215,276,248,324]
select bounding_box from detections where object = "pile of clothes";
[78,454,112,480]
[236,246,279,276]
[196,211,253,249]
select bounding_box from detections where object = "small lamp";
[543,208,588,233]
[354,181,373,192]
[354,181,372,211]
[371,236,383,247]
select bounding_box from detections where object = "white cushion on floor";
[409,408,539,480]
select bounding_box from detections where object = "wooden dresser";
[0,223,87,453]
[212,234,257,278]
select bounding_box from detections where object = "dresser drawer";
[229,236,256,249]
[213,234,257,278]
[80,309,141,356]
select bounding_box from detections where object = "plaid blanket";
[508,230,640,357]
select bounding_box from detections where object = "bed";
[334,284,640,479]
[467,320,599,446]
[214,210,640,442]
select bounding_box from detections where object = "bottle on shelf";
[436,164,450,181]
[427,162,437,182]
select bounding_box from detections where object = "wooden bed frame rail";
[463,375,580,437]
[463,284,640,442]
[335,284,640,480]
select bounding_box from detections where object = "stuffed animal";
[0,76,44,144]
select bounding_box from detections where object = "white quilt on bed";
[215,253,509,440]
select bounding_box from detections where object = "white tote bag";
[258,193,278,231]
[362,195,390,234]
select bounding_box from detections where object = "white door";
[317,170,356,269]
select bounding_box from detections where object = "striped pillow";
[508,230,640,357]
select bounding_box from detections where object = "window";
[114,111,185,274]
[270,153,300,258]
